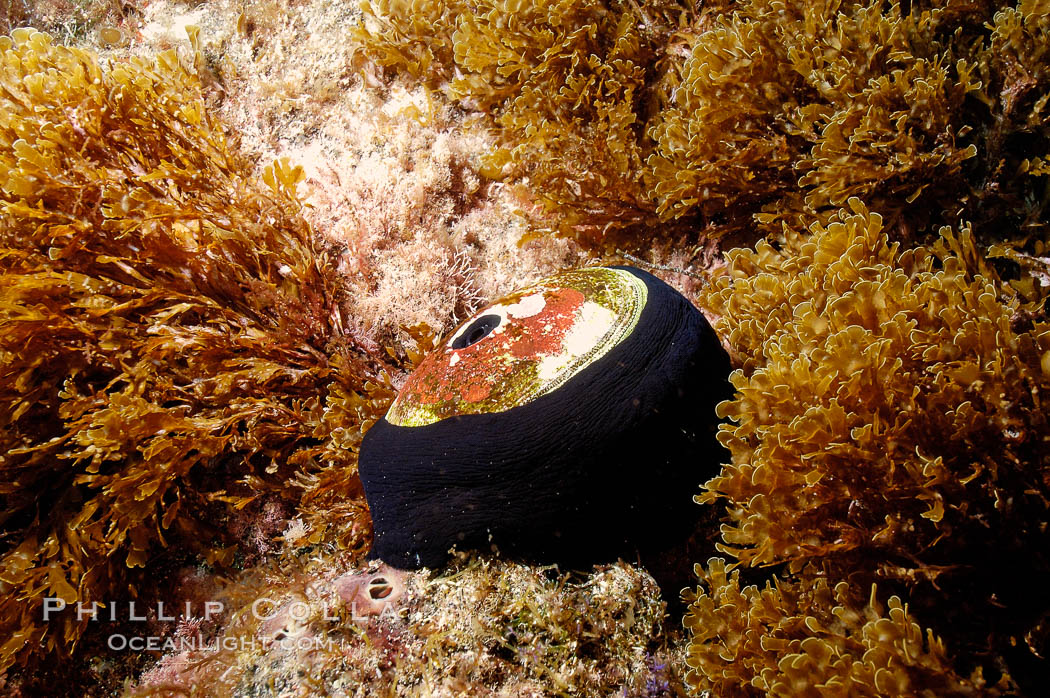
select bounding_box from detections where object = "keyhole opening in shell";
[368,577,393,600]
[452,314,501,350]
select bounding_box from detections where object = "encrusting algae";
[356,0,691,249]
[125,554,681,697]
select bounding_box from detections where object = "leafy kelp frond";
[290,371,395,551]
[696,199,1050,691]
[0,29,387,673]
[357,0,691,248]
[683,560,982,696]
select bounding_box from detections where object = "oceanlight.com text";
[105,634,346,653]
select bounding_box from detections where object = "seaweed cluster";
[356,0,690,247]
[0,28,389,676]
[683,560,972,696]
[653,0,1049,304]
[648,0,987,228]
[359,1,1049,289]
[691,201,1050,693]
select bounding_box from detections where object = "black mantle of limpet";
[358,266,732,570]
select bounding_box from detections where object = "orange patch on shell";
[404,288,585,409]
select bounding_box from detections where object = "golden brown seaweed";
[694,199,1050,693]
[359,1,1049,290]
[683,560,979,696]
[0,29,388,673]
[356,0,692,248]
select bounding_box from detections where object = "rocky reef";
[1,0,1048,695]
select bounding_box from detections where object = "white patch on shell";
[536,301,616,381]
[503,292,546,319]
[449,352,461,366]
